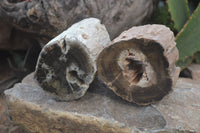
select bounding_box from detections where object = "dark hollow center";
[123,55,146,85]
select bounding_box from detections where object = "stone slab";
[153,78,200,132]
[0,95,28,133]
[4,73,200,133]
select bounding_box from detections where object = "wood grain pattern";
[97,25,180,105]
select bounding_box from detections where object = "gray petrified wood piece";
[97,25,180,105]
[0,0,153,39]
[35,18,110,101]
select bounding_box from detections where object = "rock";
[0,95,28,133]
[0,95,10,126]
[153,78,200,132]
[4,73,200,133]
[9,126,28,133]
[152,128,197,133]
[5,73,166,133]
[187,64,200,82]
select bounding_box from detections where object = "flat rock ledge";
[4,73,200,133]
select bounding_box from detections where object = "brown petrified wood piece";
[97,25,180,105]
[34,18,110,101]
[0,0,153,39]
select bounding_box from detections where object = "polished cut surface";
[97,25,180,105]
[35,18,110,101]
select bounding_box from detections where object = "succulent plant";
[167,0,190,32]
[167,0,200,69]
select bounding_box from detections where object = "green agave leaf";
[176,4,200,69]
[167,0,190,31]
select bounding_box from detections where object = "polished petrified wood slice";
[97,25,180,105]
[34,18,110,101]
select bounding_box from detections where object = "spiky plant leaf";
[176,4,200,69]
[167,0,190,31]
